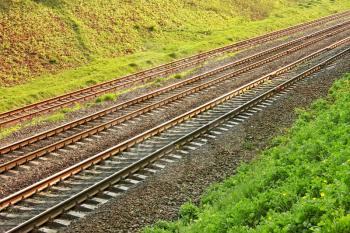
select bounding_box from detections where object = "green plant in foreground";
[179,202,200,225]
[144,73,350,232]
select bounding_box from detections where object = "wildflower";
[320,192,325,197]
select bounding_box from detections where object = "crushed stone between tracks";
[61,55,350,232]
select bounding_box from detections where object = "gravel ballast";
[0,29,348,198]
[61,55,350,232]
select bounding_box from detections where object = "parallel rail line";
[0,37,348,212]
[0,10,349,128]
[0,23,348,173]
[0,40,348,233]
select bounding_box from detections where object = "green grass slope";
[144,73,350,232]
[0,0,349,112]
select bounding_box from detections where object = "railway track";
[0,10,349,128]
[0,37,348,233]
[0,21,348,175]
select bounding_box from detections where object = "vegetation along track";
[0,10,349,128]
[0,35,348,233]
[0,21,348,176]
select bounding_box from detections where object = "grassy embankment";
[144,73,350,232]
[0,69,189,139]
[0,0,349,113]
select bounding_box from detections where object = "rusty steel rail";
[3,45,349,233]
[0,10,349,128]
[0,20,348,157]
[1,37,348,214]
[0,24,348,174]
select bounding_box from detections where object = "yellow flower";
[282,193,287,196]
[320,192,325,197]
